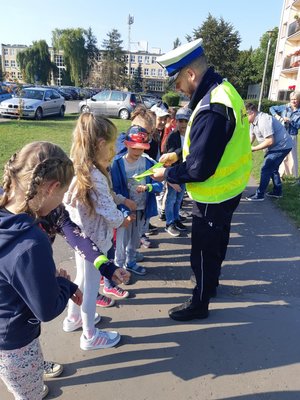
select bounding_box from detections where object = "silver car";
[0,87,65,120]
[79,90,143,120]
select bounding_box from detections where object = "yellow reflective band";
[94,255,109,270]
[146,184,153,192]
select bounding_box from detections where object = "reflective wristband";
[146,183,153,192]
[94,255,109,270]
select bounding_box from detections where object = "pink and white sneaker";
[80,328,121,350]
[96,294,115,308]
[103,286,129,299]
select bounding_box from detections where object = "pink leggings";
[0,338,44,400]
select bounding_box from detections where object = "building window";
[152,56,157,63]
[124,54,129,62]
[151,69,156,76]
[130,67,135,75]
[158,69,163,77]
[4,60,9,67]
[124,66,128,75]
[10,60,16,68]
[138,55,143,63]
[130,55,135,63]
[144,68,149,76]
[11,71,16,78]
[18,72,22,80]
[145,56,150,64]
[9,48,15,56]
[4,48,8,55]
[54,55,64,67]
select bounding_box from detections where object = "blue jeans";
[257,149,291,196]
[165,183,185,226]
[104,245,115,289]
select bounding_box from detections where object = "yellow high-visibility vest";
[183,81,252,203]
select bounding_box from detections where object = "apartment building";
[270,0,300,100]
[1,43,167,93]
[1,44,27,82]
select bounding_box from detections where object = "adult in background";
[152,38,252,321]
[269,91,300,180]
[245,103,293,201]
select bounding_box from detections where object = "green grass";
[0,116,299,227]
[0,115,130,170]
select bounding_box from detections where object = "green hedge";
[162,91,180,107]
[244,99,286,113]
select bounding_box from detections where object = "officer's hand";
[159,152,178,166]
[151,167,166,182]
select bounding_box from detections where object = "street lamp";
[258,30,275,111]
[128,15,134,79]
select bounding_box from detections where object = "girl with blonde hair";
[0,141,82,399]
[63,113,134,350]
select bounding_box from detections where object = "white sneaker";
[63,313,101,332]
[80,328,121,350]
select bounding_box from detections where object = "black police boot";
[168,299,209,321]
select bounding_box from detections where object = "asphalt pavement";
[1,178,300,400]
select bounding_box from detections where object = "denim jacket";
[269,104,300,135]
[111,153,163,219]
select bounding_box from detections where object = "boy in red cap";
[111,126,163,276]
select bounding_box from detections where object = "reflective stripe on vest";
[182,80,252,203]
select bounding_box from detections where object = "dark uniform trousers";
[191,193,241,306]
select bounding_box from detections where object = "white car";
[0,87,65,120]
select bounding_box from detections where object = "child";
[0,141,82,400]
[111,125,163,275]
[63,113,134,351]
[164,107,192,237]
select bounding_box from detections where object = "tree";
[173,38,181,49]
[131,63,143,92]
[85,27,99,82]
[187,14,241,84]
[235,48,257,98]
[17,40,56,84]
[52,28,89,86]
[100,29,126,89]
[251,27,278,96]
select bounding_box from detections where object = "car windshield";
[21,89,44,100]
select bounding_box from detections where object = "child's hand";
[121,214,136,228]
[124,198,137,211]
[168,182,182,192]
[71,288,83,305]
[56,268,71,281]
[136,185,147,193]
[159,152,178,166]
[112,268,131,285]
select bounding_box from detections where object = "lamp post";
[258,30,275,111]
[128,15,134,79]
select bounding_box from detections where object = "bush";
[162,91,180,107]
[244,98,286,113]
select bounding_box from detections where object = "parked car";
[79,90,143,119]
[141,94,161,109]
[0,86,12,102]
[0,87,65,120]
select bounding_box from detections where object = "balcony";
[287,20,300,41]
[282,54,300,76]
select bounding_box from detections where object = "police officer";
[152,38,252,321]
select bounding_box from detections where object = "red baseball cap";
[124,125,150,150]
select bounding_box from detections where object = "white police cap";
[157,38,204,78]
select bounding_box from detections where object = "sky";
[1,0,283,53]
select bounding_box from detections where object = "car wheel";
[119,109,130,120]
[35,108,43,120]
[81,105,90,113]
[59,106,65,118]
